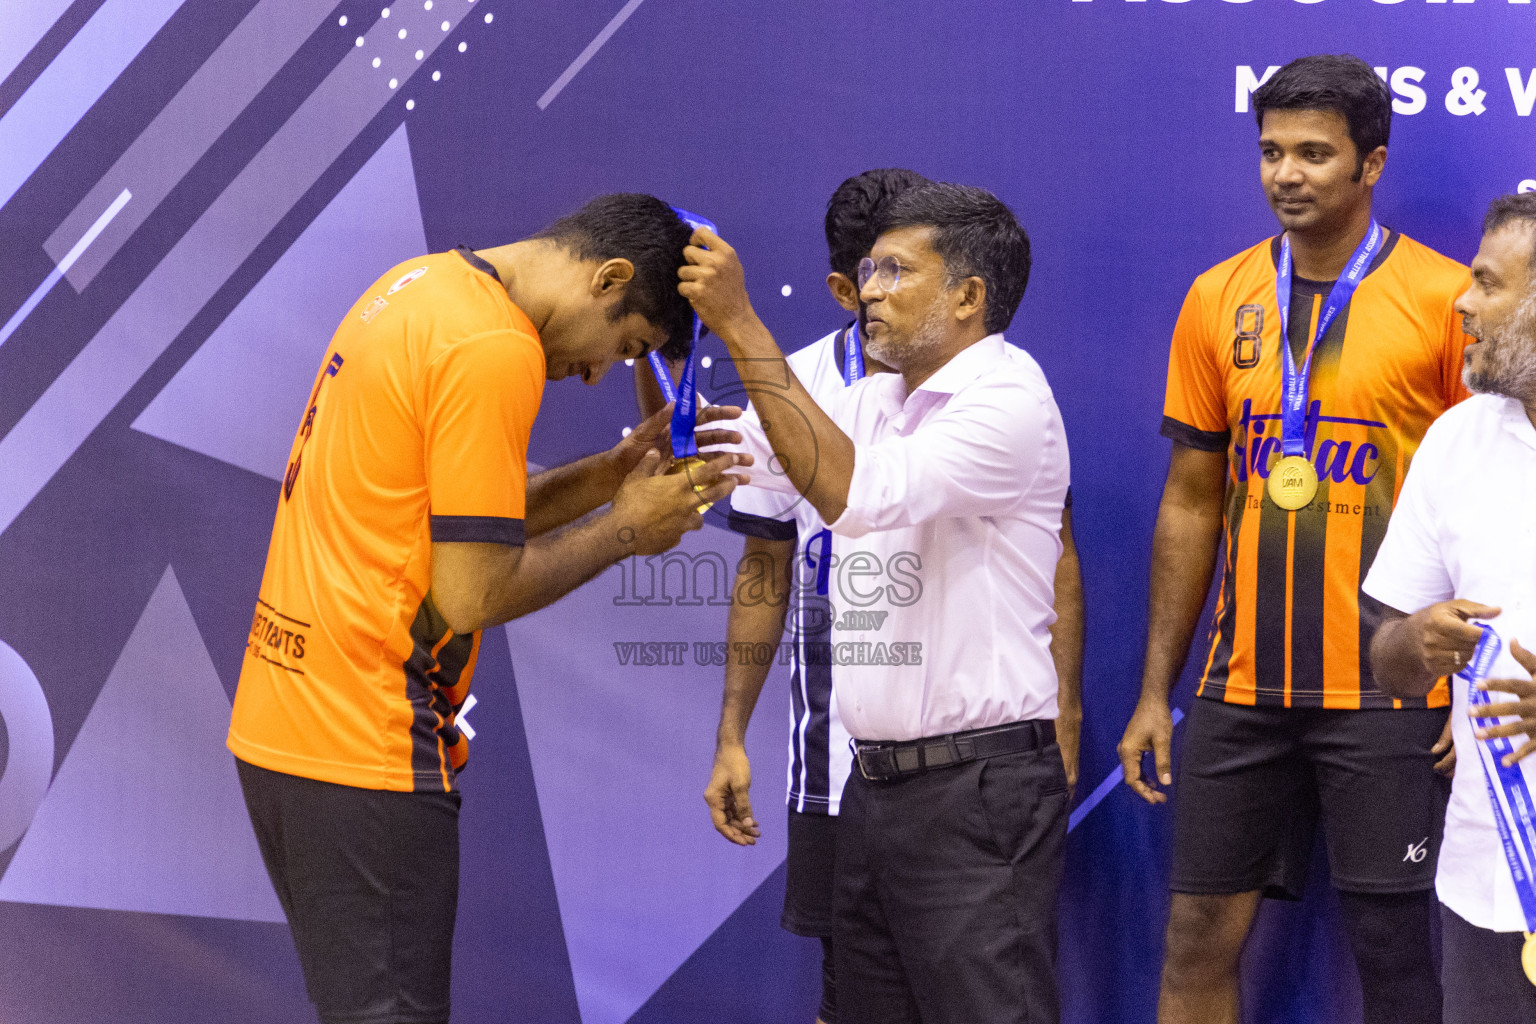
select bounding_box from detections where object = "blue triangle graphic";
[131,124,428,480]
[625,862,817,1024]
[0,566,284,922]
[504,528,790,1024]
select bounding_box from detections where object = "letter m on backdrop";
[1236,65,1281,113]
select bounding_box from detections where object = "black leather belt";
[853,720,1056,781]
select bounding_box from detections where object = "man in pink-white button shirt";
[680,181,1072,1024]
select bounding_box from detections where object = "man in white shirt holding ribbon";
[1365,191,1536,1024]
[679,181,1071,1024]
[698,169,1085,1024]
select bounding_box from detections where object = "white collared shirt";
[732,333,1070,742]
[1363,393,1536,932]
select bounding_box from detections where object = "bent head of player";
[824,168,931,327]
[1252,55,1390,244]
[484,193,697,384]
[859,182,1030,384]
[1459,192,1536,404]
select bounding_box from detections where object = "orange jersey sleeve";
[423,329,544,544]
[1162,280,1230,450]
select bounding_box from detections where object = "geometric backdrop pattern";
[0,2,1531,1022]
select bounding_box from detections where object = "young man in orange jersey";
[228,194,750,1024]
[1116,56,1469,1024]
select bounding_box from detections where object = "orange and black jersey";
[1162,230,1470,709]
[230,248,543,792]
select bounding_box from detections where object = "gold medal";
[1524,932,1536,987]
[1267,455,1318,511]
[666,455,714,513]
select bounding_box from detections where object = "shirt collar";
[913,334,1009,395]
[1499,395,1536,452]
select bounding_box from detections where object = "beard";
[864,294,950,371]
[1463,288,1536,401]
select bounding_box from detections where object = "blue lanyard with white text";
[1464,624,1536,933]
[811,322,867,595]
[1275,220,1383,458]
[646,206,719,459]
[841,320,865,387]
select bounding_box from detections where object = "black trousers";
[834,744,1068,1024]
[1441,903,1536,1024]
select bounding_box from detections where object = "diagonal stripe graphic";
[45,0,349,292]
[0,188,130,349]
[536,0,646,110]
[0,0,189,214]
[131,125,425,480]
[0,0,77,89]
[0,0,476,541]
[1066,707,1185,832]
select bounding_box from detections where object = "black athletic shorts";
[236,759,461,1024]
[786,809,839,1023]
[1171,698,1450,899]
[784,808,838,937]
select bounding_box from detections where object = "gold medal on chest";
[1267,455,1318,511]
[1523,932,1536,987]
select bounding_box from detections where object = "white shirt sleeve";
[1361,424,1454,614]
[706,396,805,533]
[831,373,1058,539]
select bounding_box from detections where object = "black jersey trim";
[430,515,526,546]
[1267,227,1401,280]
[454,245,501,282]
[1161,416,1230,452]
[727,509,798,541]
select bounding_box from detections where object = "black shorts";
[1440,902,1536,1024]
[784,808,838,937]
[1171,698,1449,900]
[236,759,461,1024]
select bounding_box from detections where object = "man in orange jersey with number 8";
[1117,56,1471,1024]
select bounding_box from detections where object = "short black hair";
[1483,192,1536,271]
[1253,55,1391,175]
[825,169,933,282]
[878,182,1031,335]
[531,193,697,360]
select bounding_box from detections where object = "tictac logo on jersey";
[1233,398,1385,487]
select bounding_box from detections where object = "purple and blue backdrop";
[0,1,1530,1021]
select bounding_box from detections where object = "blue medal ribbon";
[1275,220,1384,459]
[841,320,865,387]
[1463,624,1536,933]
[647,206,719,459]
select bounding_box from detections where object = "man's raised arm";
[676,228,857,523]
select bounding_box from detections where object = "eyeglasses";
[857,255,904,293]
